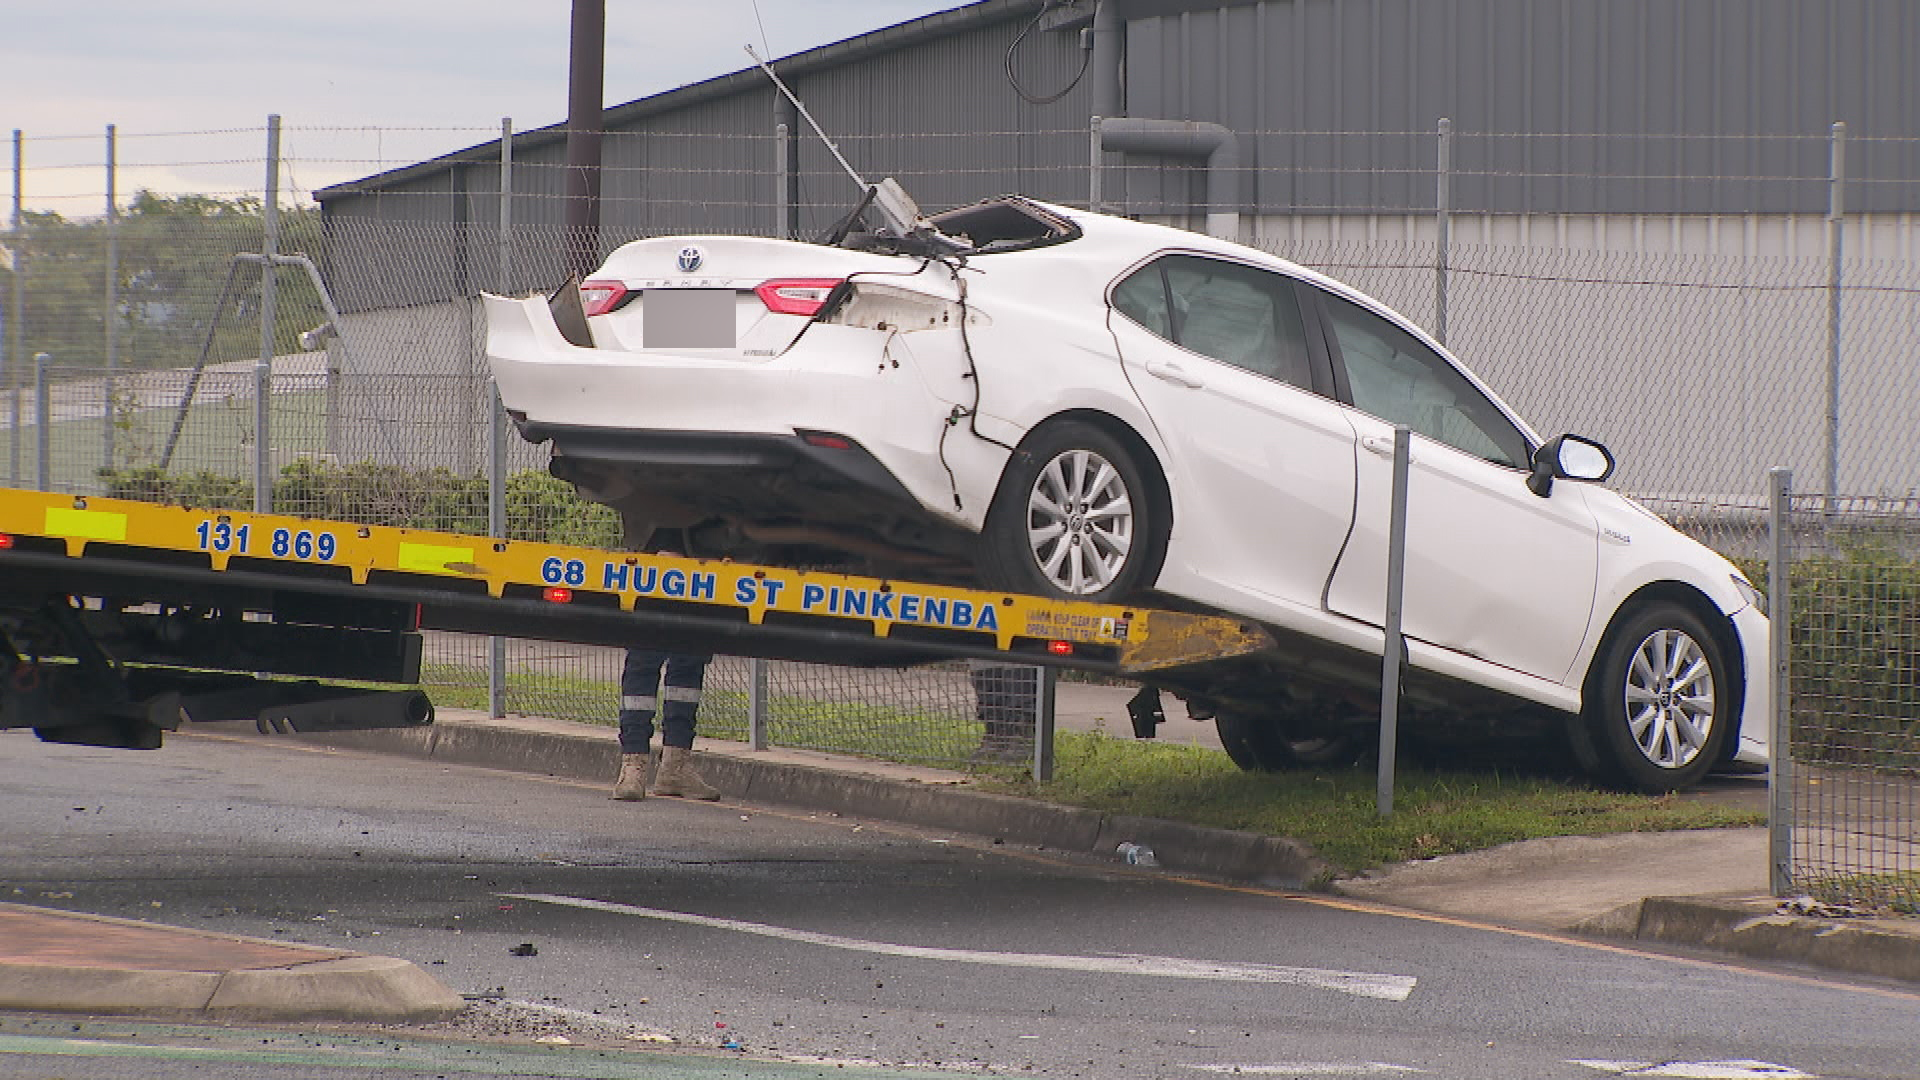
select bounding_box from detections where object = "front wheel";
[978,421,1164,603]
[1582,602,1735,793]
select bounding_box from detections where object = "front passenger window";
[1320,294,1530,469]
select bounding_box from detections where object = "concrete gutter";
[291,711,1325,890]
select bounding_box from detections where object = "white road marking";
[1186,1064,1422,1075]
[507,892,1418,1001]
[1571,1060,1814,1078]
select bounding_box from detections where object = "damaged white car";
[483,192,1768,792]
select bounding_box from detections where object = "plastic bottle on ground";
[1115,842,1158,868]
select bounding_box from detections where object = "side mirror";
[1527,434,1616,497]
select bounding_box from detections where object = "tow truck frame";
[0,487,1273,750]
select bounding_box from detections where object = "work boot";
[651,745,721,800]
[610,751,650,801]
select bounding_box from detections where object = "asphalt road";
[3,729,1918,1080]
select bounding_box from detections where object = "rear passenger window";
[1111,256,1312,390]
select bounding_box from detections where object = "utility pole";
[564,0,606,281]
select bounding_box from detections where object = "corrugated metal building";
[312,0,1920,497]
[317,0,1920,284]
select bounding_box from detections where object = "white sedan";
[484,194,1768,792]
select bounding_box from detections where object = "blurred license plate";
[643,289,735,348]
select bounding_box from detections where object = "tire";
[1215,708,1299,772]
[1213,709,1362,772]
[1582,602,1735,793]
[978,421,1165,603]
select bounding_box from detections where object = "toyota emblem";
[676,245,705,273]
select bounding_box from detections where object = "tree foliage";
[0,191,321,374]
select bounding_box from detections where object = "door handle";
[1361,434,1412,461]
[1146,358,1203,389]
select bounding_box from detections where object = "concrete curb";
[0,904,464,1022]
[1576,896,1920,986]
[289,716,1328,890]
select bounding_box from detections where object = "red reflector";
[0,534,13,549]
[802,432,853,450]
[579,280,629,316]
[1047,640,1074,656]
[543,587,574,604]
[755,278,844,316]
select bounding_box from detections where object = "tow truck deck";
[0,487,1273,749]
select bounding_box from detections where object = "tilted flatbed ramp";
[0,488,1271,748]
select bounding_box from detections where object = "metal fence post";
[103,124,118,476]
[1767,467,1794,897]
[748,659,770,750]
[33,352,49,492]
[1088,115,1103,212]
[9,129,23,487]
[1034,665,1056,783]
[1434,118,1451,346]
[773,121,789,239]
[254,115,280,514]
[1824,122,1844,504]
[489,117,514,720]
[1377,425,1411,817]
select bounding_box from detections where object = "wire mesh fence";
[1776,489,1920,913]
[6,120,1920,797]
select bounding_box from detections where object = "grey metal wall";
[317,0,1920,311]
[1120,0,1920,216]
[317,0,1091,314]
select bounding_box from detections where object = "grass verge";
[973,731,1764,877]
[417,665,1762,879]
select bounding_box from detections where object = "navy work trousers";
[619,647,711,753]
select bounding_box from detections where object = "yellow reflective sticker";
[44,507,127,542]
[397,542,475,574]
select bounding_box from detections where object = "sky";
[2,1,965,217]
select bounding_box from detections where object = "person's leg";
[612,647,667,799]
[651,653,720,799]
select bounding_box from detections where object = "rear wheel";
[1215,709,1299,772]
[979,421,1164,603]
[1583,602,1734,793]
[1214,709,1362,772]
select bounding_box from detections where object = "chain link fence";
[5,122,1920,808]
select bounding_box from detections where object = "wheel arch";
[1011,408,1176,587]
[1583,579,1748,763]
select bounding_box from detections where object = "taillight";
[579,280,629,316]
[755,279,845,317]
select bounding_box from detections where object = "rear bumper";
[531,426,923,517]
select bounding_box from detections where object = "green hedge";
[1781,546,1920,764]
[98,462,621,549]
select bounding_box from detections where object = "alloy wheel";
[1622,627,1717,770]
[1025,448,1135,596]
